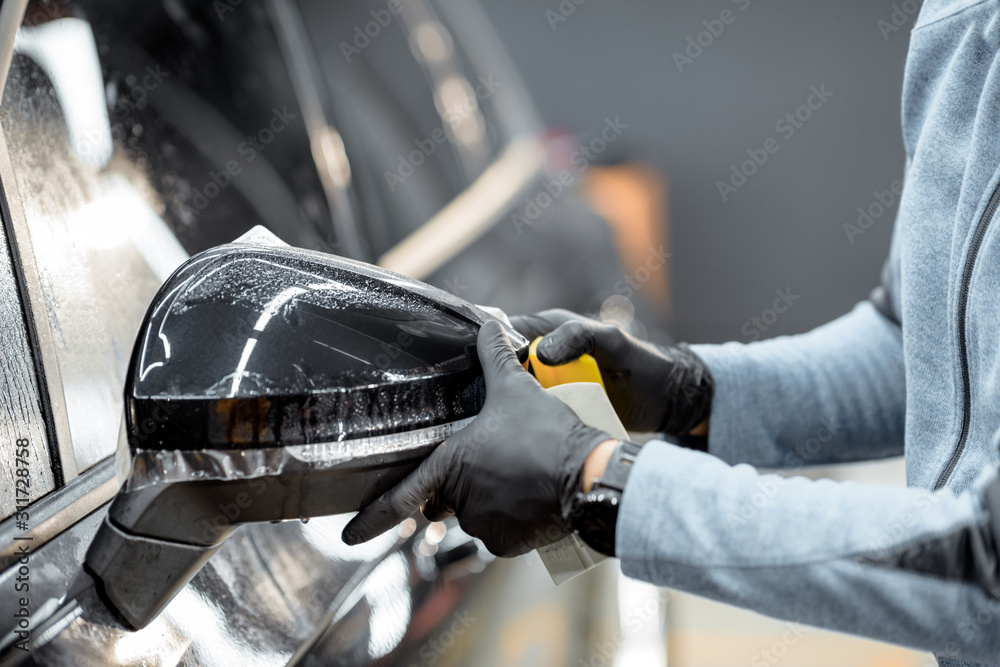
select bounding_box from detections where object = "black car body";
[0,0,630,664]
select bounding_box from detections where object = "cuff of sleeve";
[615,439,733,581]
[688,342,758,466]
[615,440,672,578]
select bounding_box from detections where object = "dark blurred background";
[481,0,908,344]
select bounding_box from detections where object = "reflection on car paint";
[22,513,453,666]
[0,0,629,662]
[15,18,112,168]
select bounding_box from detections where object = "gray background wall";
[481,0,912,344]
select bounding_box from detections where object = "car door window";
[1,3,336,480]
[0,221,55,519]
[295,0,509,256]
[2,22,189,476]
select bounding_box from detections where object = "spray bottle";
[523,337,627,584]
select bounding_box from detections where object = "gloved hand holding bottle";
[510,309,714,435]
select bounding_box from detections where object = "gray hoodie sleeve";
[690,300,906,469]
[617,441,1000,663]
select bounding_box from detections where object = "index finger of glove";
[508,309,583,341]
[536,318,598,365]
[537,318,630,367]
[342,443,454,545]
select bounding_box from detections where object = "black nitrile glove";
[341,320,612,557]
[510,309,714,435]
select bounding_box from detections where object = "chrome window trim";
[282,0,549,280]
[0,0,71,495]
[266,0,368,261]
[368,0,551,279]
[0,0,27,101]
[435,0,543,142]
[0,457,115,569]
[0,122,77,482]
[378,134,545,279]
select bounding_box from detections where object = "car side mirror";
[83,227,527,629]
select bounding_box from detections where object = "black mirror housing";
[85,227,527,629]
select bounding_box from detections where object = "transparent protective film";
[119,417,473,493]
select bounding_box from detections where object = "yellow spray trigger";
[523,337,605,390]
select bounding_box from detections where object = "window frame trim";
[0,122,78,483]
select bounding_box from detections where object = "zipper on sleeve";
[934,182,1000,490]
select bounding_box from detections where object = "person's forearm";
[690,301,905,469]
[617,440,1000,663]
